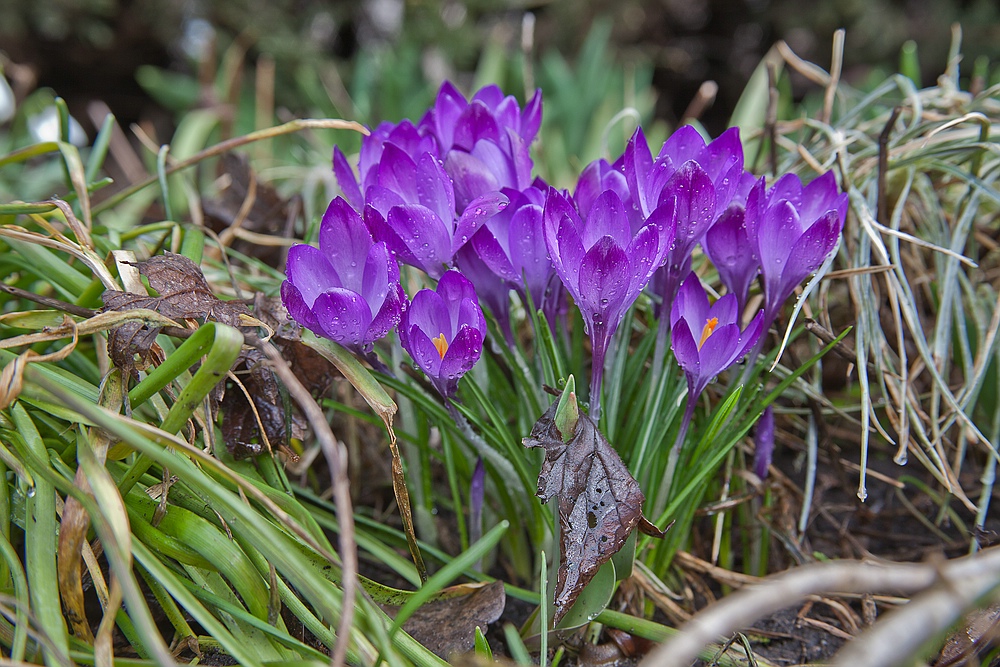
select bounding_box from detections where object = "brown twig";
[0,282,96,318]
[255,340,357,667]
[640,546,1000,667]
[877,107,903,225]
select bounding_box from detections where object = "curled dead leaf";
[524,397,667,623]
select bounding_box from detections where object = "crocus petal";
[319,197,374,290]
[521,89,543,145]
[800,171,844,222]
[625,223,663,294]
[670,318,702,385]
[424,81,467,150]
[311,289,373,346]
[707,293,739,331]
[285,244,341,307]
[755,200,800,297]
[453,102,501,151]
[333,147,363,210]
[703,204,758,309]
[575,159,629,222]
[366,282,406,343]
[280,280,320,333]
[658,161,716,251]
[696,322,741,379]
[445,150,502,212]
[471,226,519,282]
[734,309,765,361]
[623,126,654,217]
[657,124,707,167]
[436,270,479,328]
[360,242,394,311]
[406,289,453,341]
[577,236,630,328]
[405,325,444,377]
[507,204,551,291]
[583,190,632,249]
[455,244,513,337]
[777,210,842,302]
[364,184,408,219]
[699,127,743,185]
[452,192,510,255]
[439,324,484,380]
[546,212,586,301]
[671,272,711,333]
[376,144,420,204]
[364,205,418,267]
[387,204,452,277]
[416,152,456,223]
[501,129,534,190]
[755,406,775,479]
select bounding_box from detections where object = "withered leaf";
[135,252,248,326]
[203,153,293,268]
[220,298,334,459]
[523,399,665,622]
[222,349,280,459]
[101,252,249,378]
[380,581,506,660]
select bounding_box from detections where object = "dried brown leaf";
[203,153,292,266]
[384,581,506,660]
[220,299,334,459]
[524,400,664,622]
[101,252,248,377]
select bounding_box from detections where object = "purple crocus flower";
[574,158,633,229]
[333,120,437,212]
[745,171,848,328]
[754,406,775,480]
[621,125,745,313]
[454,242,514,342]
[544,186,677,420]
[361,143,508,278]
[420,82,542,156]
[702,203,759,313]
[398,270,487,399]
[669,272,764,452]
[468,185,561,323]
[419,83,539,212]
[282,197,406,356]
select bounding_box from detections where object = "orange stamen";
[698,317,719,349]
[432,333,449,359]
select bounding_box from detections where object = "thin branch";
[640,546,1000,667]
[255,340,357,667]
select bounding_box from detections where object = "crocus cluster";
[282,79,847,427]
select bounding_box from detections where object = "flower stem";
[650,307,671,390]
[651,392,697,519]
[588,325,608,423]
[445,400,520,486]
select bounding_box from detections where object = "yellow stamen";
[432,333,449,359]
[698,317,719,349]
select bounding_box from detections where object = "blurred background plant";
[2,1,1000,665]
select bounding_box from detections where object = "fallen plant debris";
[203,152,295,268]
[524,382,667,623]
[380,581,506,659]
[101,252,249,376]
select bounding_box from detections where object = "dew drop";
[26,485,36,498]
